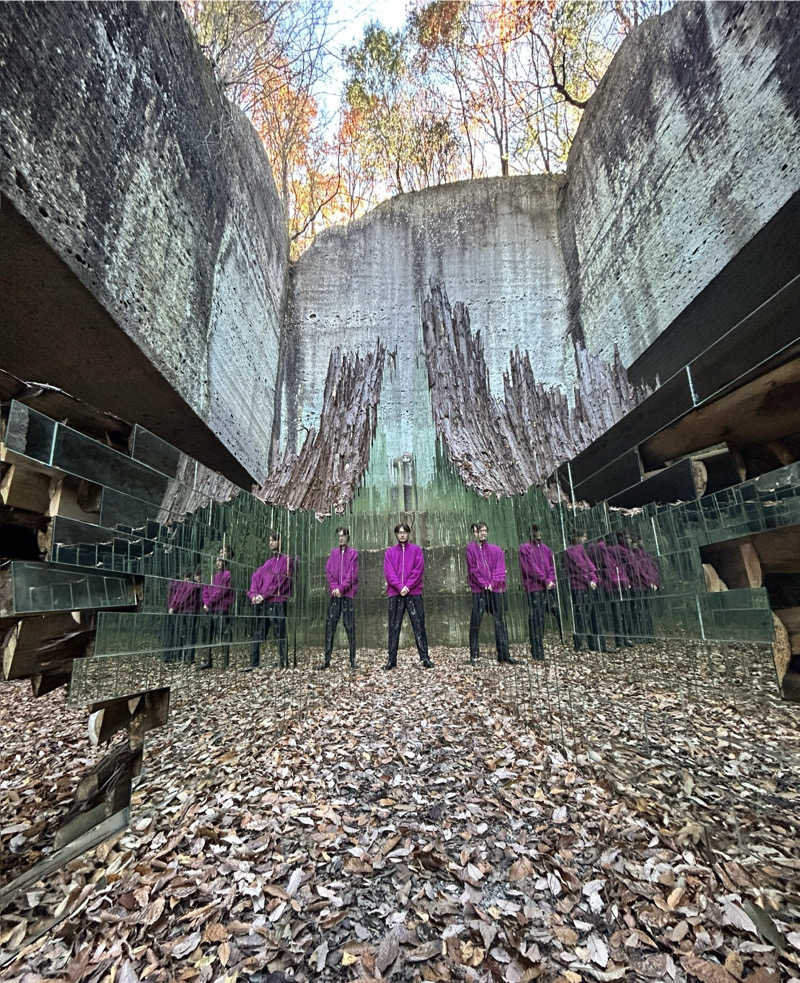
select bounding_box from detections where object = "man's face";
[338,530,349,547]
[533,530,543,544]
[269,536,279,553]
[477,525,488,543]
[215,557,224,571]
[396,526,409,544]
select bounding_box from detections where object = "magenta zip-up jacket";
[611,544,635,589]
[168,579,202,613]
[586,540,629,590]
[325,546,359,598]
[565,546,598,591]
[634,548,661,588]
[518,542,555,592]
[384,543,424,596]
[202,569,234,612]
[248,554,294,604]
[466,541,507,592]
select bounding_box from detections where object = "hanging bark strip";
[422,279,649,497]
[256,341,386,515]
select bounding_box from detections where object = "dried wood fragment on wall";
[422,279,649,497]
[256,341,386,515]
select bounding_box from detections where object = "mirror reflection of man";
[519,524,558,661]
[248,530,294,669]
[320,526,358,669]
[383,522,433,671]
[466,522,517,665]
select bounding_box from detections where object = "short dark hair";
[394,522,411,535]
[531,524,541,534]
[569,530,584,545]
[476,521,488,531]
[336,526,350,537]
[268,529,281,543]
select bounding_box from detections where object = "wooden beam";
[703,563,728,593]
[642,357,800,469]
[772,614,791,686]
[31,670,71,697]
[0,462,52,512]
[774,607,800,655]
[47,476,101,522]
[701,541,763,590]
[3,612,91,680]
[751,526,800,576]
[610,457,706,508]
[88,688,170,746]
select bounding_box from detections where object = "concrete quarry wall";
[0,1,287,485]
[282,2,800,473]
[1,1,798,490]
[560,1,800,372]
[280,176,571,482]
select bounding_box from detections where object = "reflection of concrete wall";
[281,176,571,481]
[0,2,287,484]
[560,1,800,368]
[282,2,800,474]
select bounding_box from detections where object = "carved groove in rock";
[422,280,649,497]
[256,342,386,515]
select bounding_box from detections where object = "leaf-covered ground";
[1,642,799,982]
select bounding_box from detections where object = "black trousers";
[250,601,288,667]
[604,589,631,647]
[387,594,429,665]
[200,613,231,668]
[324,596,355,665]
[162,613,197,664]
[632,589,655,642]
[526,591,547,660]
[470,591,510,662]
[571,589,603,652]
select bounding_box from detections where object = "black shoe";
[469,656,477,665]
[499,656,519,665]
[349,659,356,669]
[421,659,433,669]
[383,660,397,670]
[316,662,330,670]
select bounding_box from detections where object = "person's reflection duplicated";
[320,526,358,670]
[466,521,517,665]
[165,566,202,664]
[201,554,234,669]
[564,532,601,652]
[248,530,294,670]
[519,524,557,661]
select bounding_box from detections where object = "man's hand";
[334,588,342,598]
[203,604,209,611]
[168,608,175,615]
[486,585,493,592]
[650,584,658,591]
[252,594,264,605]
[400,586,409,596]
[546,581,555,590]
[590,581,597,590]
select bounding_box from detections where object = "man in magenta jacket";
[518,524,559,661]
[466,522,517,665]
[321,526,358,669]
[383,522,433,670]
[248,530,294,669]
[564,531,602,652]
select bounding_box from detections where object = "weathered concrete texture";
[561,1,800,371]
[281,176,572,478]
[0,2,287,485]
